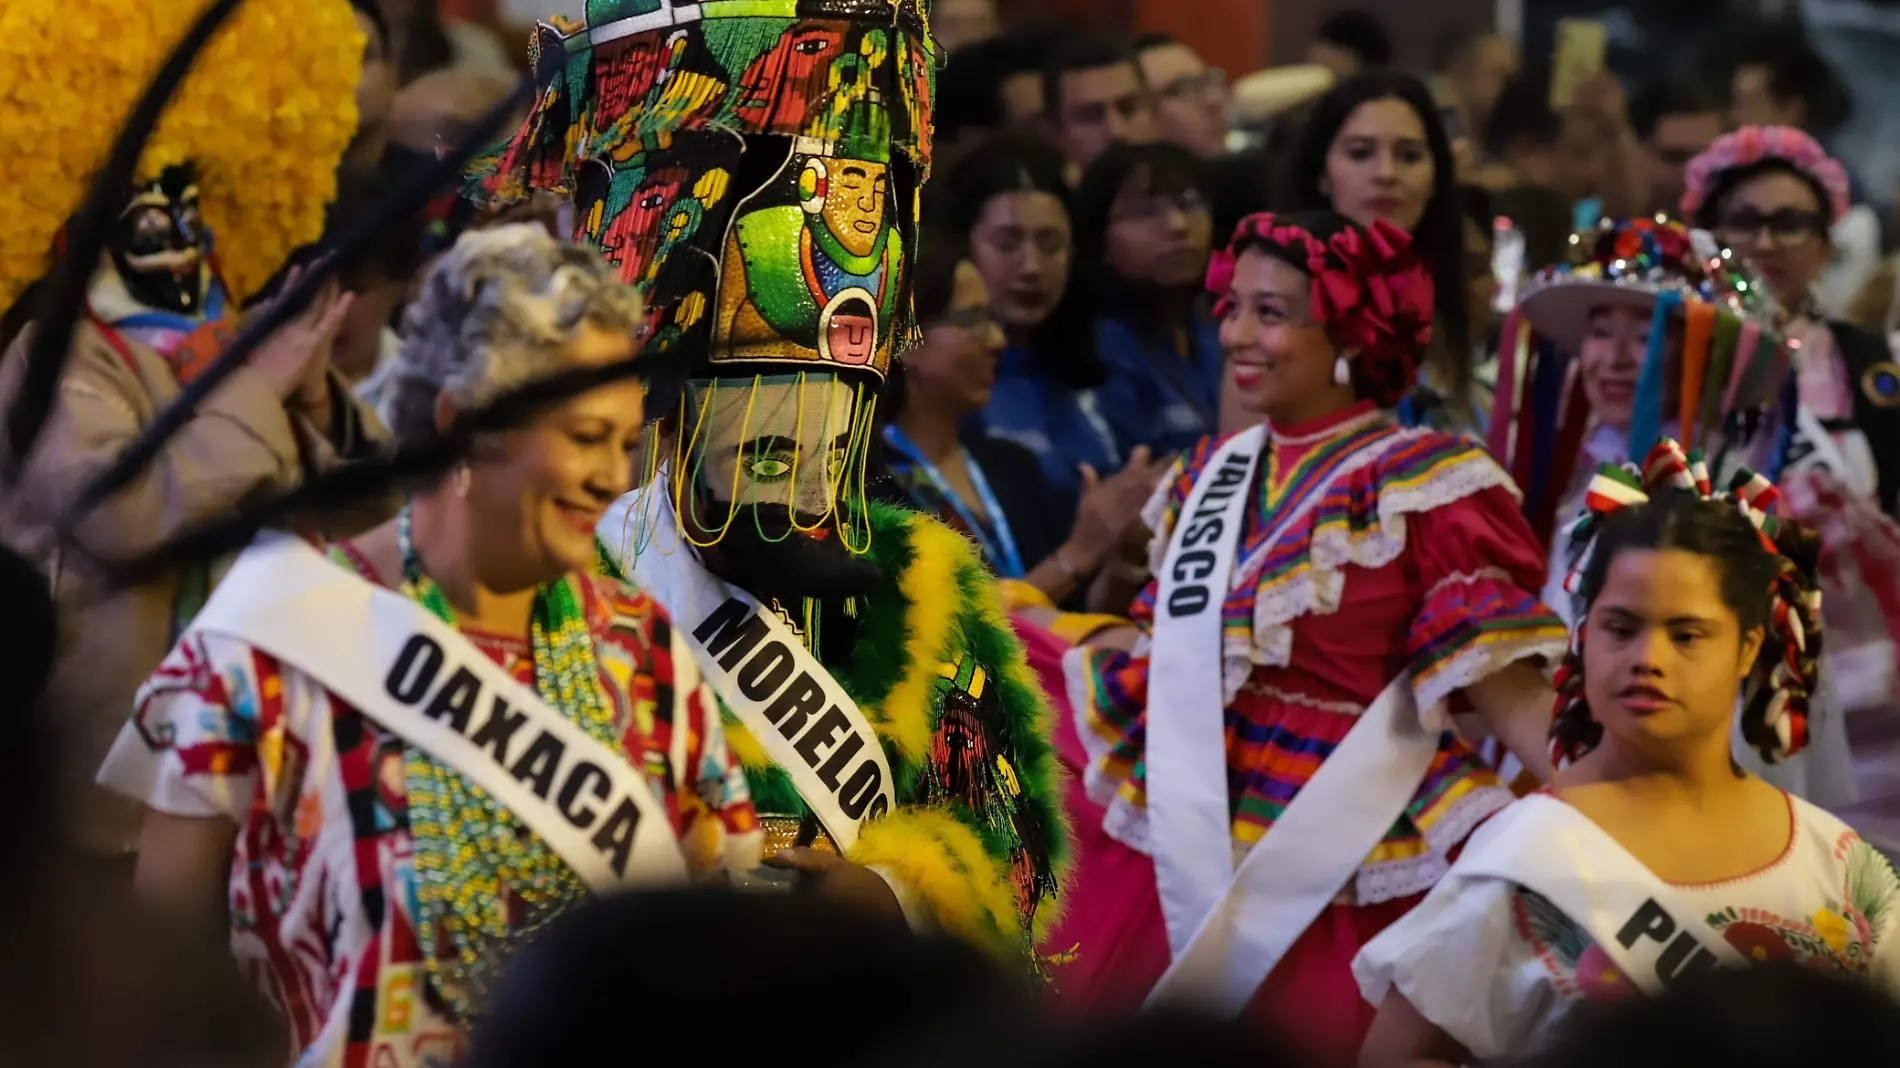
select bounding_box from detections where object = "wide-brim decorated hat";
[0,0,363,314]
[1491,217,1793,546]
[1517,217,1787,395]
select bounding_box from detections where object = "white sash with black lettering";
[1451,794,1749,993]
[605,489,896,853]
[1144,424,1267,958]
[1147,670,1442,1014]
[187,533,687,890]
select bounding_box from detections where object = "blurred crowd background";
[18,0,1900,1064]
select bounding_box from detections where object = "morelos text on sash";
[692,597,893,821]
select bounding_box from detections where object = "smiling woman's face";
[1578,304,1676,433]
[463,323,645,585]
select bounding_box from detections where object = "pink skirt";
[1015,615,1421,1068]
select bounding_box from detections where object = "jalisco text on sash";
[1167,451,1253,618]
[693,597,894,820]
[384,633,646,876]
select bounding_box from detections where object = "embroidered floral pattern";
[1515,824,1900,1001]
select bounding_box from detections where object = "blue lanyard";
[882,425,1026,578]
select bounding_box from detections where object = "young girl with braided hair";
[1356,441,1900,1068]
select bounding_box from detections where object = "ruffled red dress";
[1042,404,1566,1066]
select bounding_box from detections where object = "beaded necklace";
[396,504,618,1020]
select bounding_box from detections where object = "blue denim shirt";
[974,344,1122,506]
[1090,315,1224,460]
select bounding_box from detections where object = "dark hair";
[938,37,1030,142]
[1527,963,1900,1068]
[1316,11,1393,69]
[912,229,968,325]
[1483,67,1561,157]
[1431,23,1491,74]
[1290,72,1470,393]
[938,136,1101,389]
[1691,159,1834,234]
[395,0,454,83]
[347,0,390,54]
[1735,32,1851,134]
[467,890,1027,1068]
[246,165,430,309]
[1460,183,1495,239]
[1042,34,1142,119]
[1072,139,1208,299]
[1630,78,1725,141]
[882,229,966,417]
[1552,489,1824,766]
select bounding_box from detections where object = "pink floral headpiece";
[1206,212,1434,408]
[1680,126,1851,226]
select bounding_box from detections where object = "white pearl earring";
[1333,354,1352,387]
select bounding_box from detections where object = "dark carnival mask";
[110,163,211,315]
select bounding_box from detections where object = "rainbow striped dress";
[1071,403,1568,905]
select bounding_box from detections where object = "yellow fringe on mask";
[877,513,967,763]
[849,806,1020,959]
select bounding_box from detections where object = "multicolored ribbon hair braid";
[1550,438,1824,767]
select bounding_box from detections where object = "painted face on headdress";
[483,0,931,578]
[111,163,210,315]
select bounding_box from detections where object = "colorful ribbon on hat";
[1554,438,1819,763]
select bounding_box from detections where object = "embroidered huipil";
[96,553,759,1068]
[1073,404,1568,905]
[1354,792,1900,1061]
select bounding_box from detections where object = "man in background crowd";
[1631,79,1725,219]
[1433,24,1521,154]
[933,0,999,55]
[1731,34,1851,136]
[1307,10,1391,79]
[1044,35,1157,179]
[1135,33,1228,160]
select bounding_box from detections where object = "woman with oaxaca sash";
[98,226,761,1068]
[1355,442,1900,1068]
[1056,210,1568,1064]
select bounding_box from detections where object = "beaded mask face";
[674,373,882,603]
[109,163,212,316]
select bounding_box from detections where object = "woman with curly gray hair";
[99,224,761,1066]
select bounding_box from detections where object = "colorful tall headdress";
[0,0,364,312]
[475,0,934,555]
[1552,438,1823,766]
[1491,217,1792,545]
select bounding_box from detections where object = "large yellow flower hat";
[0,0,364,315]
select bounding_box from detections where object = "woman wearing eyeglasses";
[1683,127,1900,858]
[1071,142,1226,460]
[881,233,1155,611]
[1682,127,1900,520]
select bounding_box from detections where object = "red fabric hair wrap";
[1206,213,1435,407]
